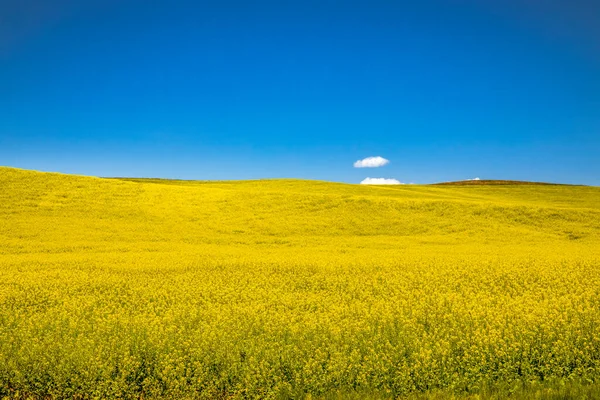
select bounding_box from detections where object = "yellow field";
[1,166,599,399]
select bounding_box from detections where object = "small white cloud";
[466,177,481,181]
[360,177,403,185]
[353,156,389,168]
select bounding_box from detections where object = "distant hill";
[432,179,579,186]
[1,166,598,249]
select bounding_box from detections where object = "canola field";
[1,166,600,399]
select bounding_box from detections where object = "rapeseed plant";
[0,167,599,399]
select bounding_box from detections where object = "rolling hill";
[432,179,579,186]
[1,166,600,399]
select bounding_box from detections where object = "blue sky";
[1,0,599,184]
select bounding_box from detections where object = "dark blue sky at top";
[1,0,599,184]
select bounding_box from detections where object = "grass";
[1,166,599,399]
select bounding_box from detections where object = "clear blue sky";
[1,0,599,184]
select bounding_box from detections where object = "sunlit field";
[1,167,599,399]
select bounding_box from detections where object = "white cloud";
[466,177,481,181]
[360,177,403,185]
[353,156,389,168]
